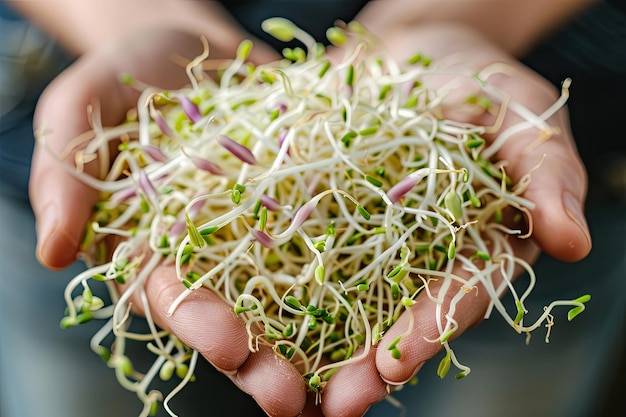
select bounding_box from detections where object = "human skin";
[17,1,593,416]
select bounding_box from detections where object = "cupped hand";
[30,26,278,270]
[28,24,312,417]
[315,23,592,417]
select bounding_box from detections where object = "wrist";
[356,0,597,56]
[7,0,249,57]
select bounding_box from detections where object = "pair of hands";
[30,23,591,417]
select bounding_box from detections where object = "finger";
[142,265,252,372]
[478,71,591,261]
[376,238,539,384]
[372,23,592,262]
[320,347,389,417]
[29,62,127,269]
[431,64,591,262]
[298,392,325,417]
[375,282,488,384]
[140,265,307,415]
[29,30,220,270]
[236,345,308,417]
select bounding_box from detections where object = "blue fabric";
[0,6,73,199]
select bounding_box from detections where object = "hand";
[31,27,278,269]
[28,25,311,417]
[313,23,592,416]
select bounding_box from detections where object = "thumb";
[30,29,213,269]
[29,61,130,269]
[486,74,592,262]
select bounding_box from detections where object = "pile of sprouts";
[57,19,590,416]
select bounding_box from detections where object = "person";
[0,1,623,416]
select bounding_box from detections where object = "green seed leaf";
[568,306,585,321]
[60,316,76,329]
[447,241,456,260]
[359,127,378,136]
[309,374,322,392]
[260,207,268,231]
[401,296,415,307]
[76,311,93,324]
[391,283,400,300]
[444,189,463,219]
[437,352,451,379]
[391,347,402,359]
[284,295,302,310]
[408,53,422,65]
[514,300,525,325]
[439,328,457,343]
[261,18,296,42]
[346,64,355,86]
[315,265,325,284]
[466,138,485,148]
[474,251,491,261]
[573,294,591,304]
[357,205,371,220]
[150,401,159,416]
[231,189,241,205]
[200,226,219,235]
[455,371,469,380]
[387,336,402,350]
[236,39,253,61]
[326,27,347,45]
[283,323,294,337]
[176,364,190,379]
[379,84,392,100]
[365,175,383,187]
[186,213,205,249]
[318,60,331,78]
[82,288,93,305]
[159,361,176,381]
[341,131,357,147]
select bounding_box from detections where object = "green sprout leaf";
[159,361,176,381]
[261,17,296,42]
[514,300,525,325]
[326,27,347,45]
[308,374,322,392]
[357,205,371,220]
[315,265,325,284]
[567,295,591,321]
[285,295,302,310]
[444,189,463,220]
[437,352,451,379]
[447,241,456,260]
[186,213,205,249]
[236,39,253,61]
[439,328,457,343]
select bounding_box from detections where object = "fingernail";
[36,203,77,268]
[36,203,57,258]
[563,191,591,249]
[381,361,425,386]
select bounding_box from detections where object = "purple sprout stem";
[217,135,257,165]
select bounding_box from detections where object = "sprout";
[261,17,297,42]
[55,19,587,417]
[216,134,257,165]
[178,94,202,123]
